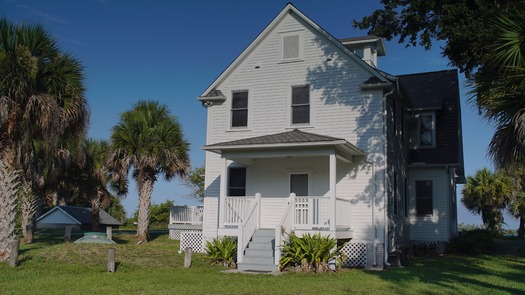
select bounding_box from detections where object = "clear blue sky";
[2,0,518,229]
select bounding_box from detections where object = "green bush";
[204,236,237,267]
[446,229,499,254]
[279,232,346,272]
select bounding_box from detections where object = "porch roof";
[202,129,365,160]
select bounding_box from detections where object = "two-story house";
[197,3,464,272]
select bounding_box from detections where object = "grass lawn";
[0,232,524,295]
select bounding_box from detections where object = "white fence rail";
[170,205,204,225]
[237,193,260,264]
[224,196,255,226]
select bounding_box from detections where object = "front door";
[290,173,309,196]
[290,173,310,225]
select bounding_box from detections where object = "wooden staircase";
[237,229,278,272]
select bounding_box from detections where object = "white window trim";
[417,112,436,148]
[288,170,313,197]
[279,30,304,63]
[229,89,250,130]
[288,84,313,128]
[413,178,435,217]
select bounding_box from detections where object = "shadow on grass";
[366,240,525,294]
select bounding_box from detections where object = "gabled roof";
[36,206,123,226]
[398,70,459,111]
[199,3,388,99]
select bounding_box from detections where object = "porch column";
[329,152,336,231]
[219,157,228,229]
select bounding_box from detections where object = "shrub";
[446,229,499,254]
[204,236,237,267]
[279,232,346,273]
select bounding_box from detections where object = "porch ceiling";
[202,129,365,163]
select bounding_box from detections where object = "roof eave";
[360,82,392,90]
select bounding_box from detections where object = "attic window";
[418,112,436,148]
[281,31,303,62]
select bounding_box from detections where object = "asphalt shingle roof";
[398,70,459,110]
[59,206,123,226]
[205,129,344,148]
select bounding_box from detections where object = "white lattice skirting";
[169,229,185,240]
[179,231,204,253]
[340,243,367,268]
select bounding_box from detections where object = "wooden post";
[184,247,192,268]
[8,240,20,267]
[108,248,116,272]
[106,226,113,241]
[64,225,73,242]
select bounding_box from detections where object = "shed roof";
[37,206,123,226]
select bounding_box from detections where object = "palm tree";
[502,164,525,237]
[0,161,20,262]
[108,101,190,243]
[0,18,89,243]
[462,168,511,231]
[471,8,525,167]
[83,139,111,231]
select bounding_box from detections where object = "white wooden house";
[197,4,464,272]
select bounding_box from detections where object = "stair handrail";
[274,193,296,266]
[237,193,261,264]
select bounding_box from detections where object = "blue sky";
[2,0,518,229]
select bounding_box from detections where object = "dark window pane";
[231,110,248,127]
[415,180,433,215]
[232,92,248,108]
[292,105,310,124]
[292,86,309,104]
[283,35,299,59]
[228,167,246,196]
[290,174,308,196]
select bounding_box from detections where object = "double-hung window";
[415,180,433,215]
[228,167,246,196]
[291,85,310,125]
[231,91,248,128]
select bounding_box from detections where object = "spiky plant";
[204,236,237,267]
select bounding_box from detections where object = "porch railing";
[237,193,261,264]
[224,196,255,226]
[169,205,203,225]
[275,193,296,265]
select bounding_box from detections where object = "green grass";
[1,232,524,295]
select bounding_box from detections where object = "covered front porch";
[203,130,365,267]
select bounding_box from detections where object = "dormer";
[339,36,386,68]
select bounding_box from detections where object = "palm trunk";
[136,177,154,243]
[518,215,525,238]
[0,161,20,262]
[90,191,102,232]
[20,180,39,243]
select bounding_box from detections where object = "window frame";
[290,84,311,126]
[415,179,433,216]
[228,167,247,197]
[417,112,436,148]
[280,30,303,63]
[230,90,249,129]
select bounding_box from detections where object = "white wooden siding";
[408,167,451,241]
[202,12,387,244]
[202,197,218,243]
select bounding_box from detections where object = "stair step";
[245,248,274,257]
[237,263,278,272]
[247,242,273,250]
[253,229,275,237]
[252,236,274,243]
[243,256,275,265]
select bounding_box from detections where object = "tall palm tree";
[0,18,89,243]
[502,164,525,237]
[462,168,511,231]
[471,7,525,166]
[0,161,19,262]
[108,101,190,243]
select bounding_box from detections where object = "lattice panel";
[179,231,204,253]
[340,243,367,267]
[169,229,181,240]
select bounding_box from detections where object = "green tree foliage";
[132,200,173,228]
[108,100,190,243]
[471,7,525,167]
[0,18,88,243]
[353,0,520,77]
[183,166,204,200]
[106,195,126,224]
[462,168,512,231]
[502,165,525,237]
